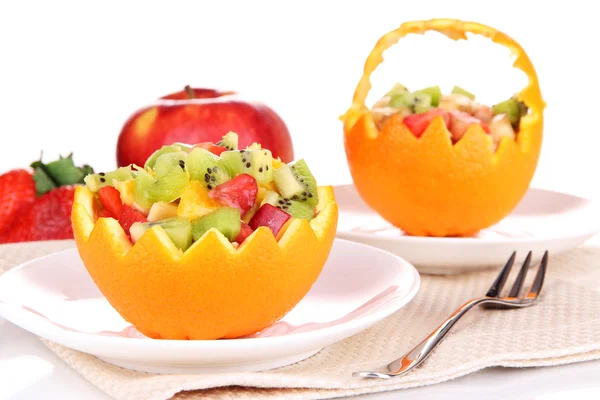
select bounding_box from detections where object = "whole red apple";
[116,86,294,167]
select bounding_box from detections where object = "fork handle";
[386,298,486,375]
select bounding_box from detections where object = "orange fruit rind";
[341,19,545,237]
[72,185,338,340]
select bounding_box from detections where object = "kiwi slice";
[261,191,315,220]
[414,86,442,107]
[492,99,521,126]
[135,153,189,209]
[389,92,431,114]
[412,93,432,114]
[386,83,410,97]
[216,131,239,151]
[84,167,134,192]
[452,86,476,100]
[191,207,241,242]
[389,92,414,108]
[145,144,188,170]
[186,148,231,190]
[130,217,193,251]
[272,159,318,207]
[221,148,273,186]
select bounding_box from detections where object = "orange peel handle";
[341,19,545,134]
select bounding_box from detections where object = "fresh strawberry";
[1,186,76,243]
[249,204,291,237]
[208,173,258,215]
[403,109,450,137]
[0,153,95,244]
[0,170,36,237]
[193,142,228,156]
[235,222,254,244]
[119,205,147,235]
[98,186,123,218]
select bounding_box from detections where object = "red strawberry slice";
[208,174,258,215]
[97,186,123,219]
[119,205,147,235]
[249,204,291,237]
[98,208,113,218]
[235,222,254,244]
[0,169,36,237]
[193,143,228,156]
[403,109,450,137]
[1,186,76,243]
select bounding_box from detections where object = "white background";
[1,1,600,399]
[0,0,598,199]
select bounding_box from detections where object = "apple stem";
[184,85,196,99]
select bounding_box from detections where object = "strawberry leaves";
[31,153,94,196]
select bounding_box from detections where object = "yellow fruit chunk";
[147,202,179,222]
[177,181,220,220]
[113,179,136,207]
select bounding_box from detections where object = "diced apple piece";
[147,201,179,222]
[448,111,488,142]
[489,114,516,149]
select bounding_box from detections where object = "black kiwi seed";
[246,162,251,168]
[300,179,304,182]
[302,197,307,201]
[180,164,185,170]
[302,191,307,196]
[211,176,216,182]
[204,176,210,183]
[207,184,213,189]
[259,167,263,173]
[266,166,269,171]
[283,198,289,202]
[207,168,212,174]
[239,150,244,153]
[242,158,246,163]
[278,200,285,205]
[308,193,313,198]
[99,177,106,183]
[204,173,210,180]
[99,172,106,176]
[292,195,298,200]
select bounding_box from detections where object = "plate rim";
[334,184,600,245]
[0,239,420,352]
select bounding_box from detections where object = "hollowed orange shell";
[71,185,338,340]
[341,19,545,237]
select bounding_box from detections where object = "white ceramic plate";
[335,185,600,274]
[0,239,419,374]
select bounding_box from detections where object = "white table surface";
[2,306,600,400]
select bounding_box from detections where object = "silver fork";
[354,250,549,379]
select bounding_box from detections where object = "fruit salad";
[83,132,320,252]
[371,83,527,150]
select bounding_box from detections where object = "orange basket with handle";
[341,19,545,237]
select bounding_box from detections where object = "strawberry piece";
[235,222,254,244]
[0,169,36,237]
[403,109,450,137]
[97,186,123,218]
[119,205,147,235]
[98,208,113,218]
[0,186,75,243]
[193,143,228,156]
[248,204,291,237]
[208,174,258,215]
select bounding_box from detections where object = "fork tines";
[486,251,548,300]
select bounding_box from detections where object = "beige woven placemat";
[1,240,600,400]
